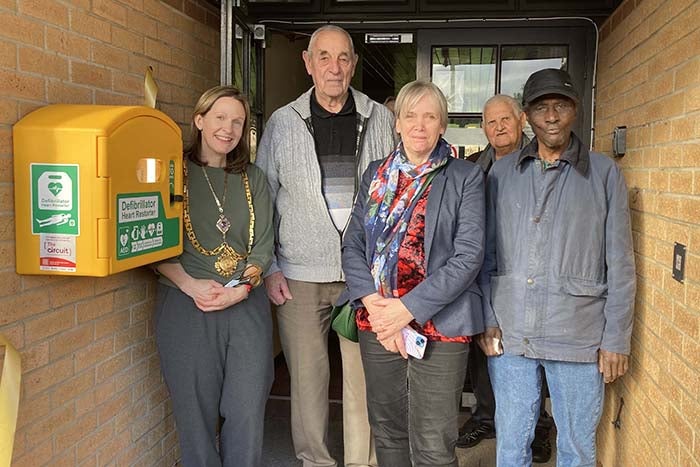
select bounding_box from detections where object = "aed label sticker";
[116,192,179,260]
[31,164,79,235]
[39,234,76,272]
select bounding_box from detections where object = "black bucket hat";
[522,68,580,107]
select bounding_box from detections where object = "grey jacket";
[481,134,636,363]
[256,87,396,283]
[342,157,486,337]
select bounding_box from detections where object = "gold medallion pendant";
[215,245,238,278]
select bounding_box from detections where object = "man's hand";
[264,271,293,305]
[369,297,414,341]
[598,349,629,383]
[477,327,504,356]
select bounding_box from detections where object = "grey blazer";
[341,157,486,337]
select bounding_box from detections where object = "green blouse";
[160,159,274,287]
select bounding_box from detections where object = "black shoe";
[456,423,496,448]
[531,428,552,463]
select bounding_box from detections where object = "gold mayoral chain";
[183,163,255,278]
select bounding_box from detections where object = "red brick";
[96,349,130,382]
[76,419,114,461]
[76,292,115,323]
[144,37,172,64]
[0,269,21,298]
[22,341,50,372]
[19,0,69,28]
[94,309,130,339]
[51,370,96,409]
[0,288,51,326]
[70,10,112,43]
[46,27,92,61]
[0,40,16,69]
[75,336,115,371]
[71,62,113,90]
[91,42,130,70]
[96,429,131,466]
[11,437,53,467]
[49,323,95,360]
[675,57,700,90]
[25,305,75,343]
[92,0,127,27]
[111,27,143,54]
[0,69,45,101]
[94,90,140,105]
[112,71,143,96]
[0,11,44,47]
[47,80,93,105]
[15,392,51,429]
[54,412,97,452]
[0,98,17,125]
[127,8,157,38]
[97,389,132,424]
[23,357,73,397]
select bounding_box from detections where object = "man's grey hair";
[307,25,355,56]
[482,94,523,120]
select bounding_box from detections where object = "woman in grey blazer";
[341,80,486,466]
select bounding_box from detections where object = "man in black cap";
[457,94,553,464]
[477,68,636,466]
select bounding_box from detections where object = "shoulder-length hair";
[184,85,251,174]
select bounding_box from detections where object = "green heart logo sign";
[48,181,63,196]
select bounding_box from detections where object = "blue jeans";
[489,354,604,467]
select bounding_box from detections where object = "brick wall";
[0,1,219,465]
[595,0,700,465]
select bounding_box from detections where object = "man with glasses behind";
[478,69,636,466]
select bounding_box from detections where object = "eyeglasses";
[529,102,575,116]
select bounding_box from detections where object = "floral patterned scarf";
[364,137,451,298]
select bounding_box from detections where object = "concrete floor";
[261,397,557,467]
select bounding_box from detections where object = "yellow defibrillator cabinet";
[13,105,183,276]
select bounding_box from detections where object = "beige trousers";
[277,279,377,467]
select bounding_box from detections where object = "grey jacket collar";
[517,132,590,175]
[290,86,377,120]
[475,132,530,173]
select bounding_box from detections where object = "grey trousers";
[359,330,468,467]
[154,284,274,467]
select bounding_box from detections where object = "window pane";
[501,45,568,102]
[444,117,487,157]
[432,47,496,113]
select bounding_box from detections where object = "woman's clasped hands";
[362,293,415,359]
[182,277,249,312]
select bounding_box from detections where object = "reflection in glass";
[432,47,496,113]
[444,117,487,158]
[501,45,568,102]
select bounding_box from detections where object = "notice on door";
[30,164,79,235]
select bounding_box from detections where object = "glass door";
[416,20,597,151]
[220,1,265,161]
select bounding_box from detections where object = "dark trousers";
[359,330,468,467]
[468,341,552,431]
[154,284,274,467]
